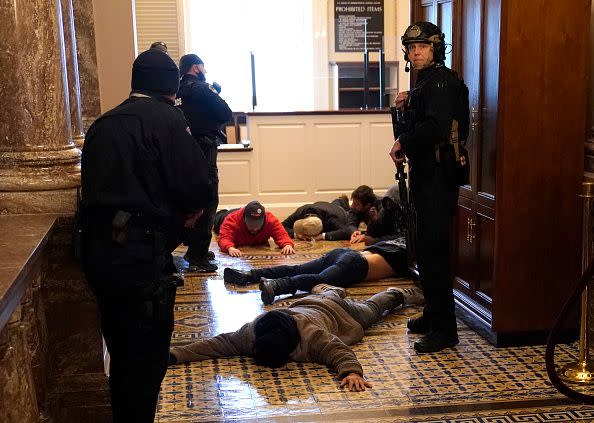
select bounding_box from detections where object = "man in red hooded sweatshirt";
[218,201,295,257]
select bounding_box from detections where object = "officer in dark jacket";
[281,201,357,241]
[389,22,469,353]
[177,53,232,272]
[81,48,214,422]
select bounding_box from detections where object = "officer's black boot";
[259,277,296,305]
[413,330,459,353]
[184,252,217,272]
[407,314,430,334]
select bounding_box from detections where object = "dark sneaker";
[259,278,279,305]
[413,331,459,353]
[407,315,430,334]
[206,251,216,260]
[184,253,218,272]
[223,268,255,286]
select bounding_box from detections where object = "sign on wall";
[334,0,384,52]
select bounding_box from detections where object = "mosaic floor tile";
[156,240,589,422]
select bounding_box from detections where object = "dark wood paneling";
[454,202,475,291]
[477,0,500,197]
[476,211,494,300]
[492,0,588,332]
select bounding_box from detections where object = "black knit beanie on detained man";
[253,310,300,368]
[131,48,180,95]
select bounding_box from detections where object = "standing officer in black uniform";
[177,54,232,272]
[81,48,215,421]
[389,22,469,353]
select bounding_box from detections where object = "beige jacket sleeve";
[171,322,254,363]
[304,327,363,379]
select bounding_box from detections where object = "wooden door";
[454,197,476,291]
[476,0,500,208]
[456,0,481,199]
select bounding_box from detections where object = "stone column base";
[0,189,79,214]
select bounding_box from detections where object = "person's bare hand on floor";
[228,247,242,257]
[340,373,372,392]
[281,245,295,255]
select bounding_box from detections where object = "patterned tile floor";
[156,240,594,422]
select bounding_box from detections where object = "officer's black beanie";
[131,49,179,95]
[253,310,300,368]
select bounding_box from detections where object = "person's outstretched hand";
[281,245,295,255]
[340,373,372,392]
[228,247,242,257]
[350,231,365,244]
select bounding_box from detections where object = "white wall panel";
[218,160,251,195]
[219,113,394,218]
[369,122,397,189]
[313,123,361,192]
[257,124,308,193]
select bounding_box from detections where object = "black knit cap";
[179,54,204,75]
[131,49,179,95]
[253,310,300,368]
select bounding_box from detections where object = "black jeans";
[83,224,176,422]
[251,248,369,292]
[411,167,459,335]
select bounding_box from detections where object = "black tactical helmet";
[401,21,446,63]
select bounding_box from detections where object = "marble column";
[0,0,81,214]
[73,0,101,131]
[61,0,85,149]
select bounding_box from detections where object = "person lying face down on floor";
[224,237,408,305]
[169,285,423,391]
[281,197,357,241]
[217,200,295,257]
[350,185,406,246]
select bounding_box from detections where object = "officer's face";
[408,42,434,70]
[194,63,206,74]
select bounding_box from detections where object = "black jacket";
[281,201,357,241]
[366,185,406,242]
[177,74,232,139]
[81,94,215,222]
[397,64,467,179]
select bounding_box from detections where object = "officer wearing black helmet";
[389,22,469,353]
[81,48,214,421]
[177,54,232,272]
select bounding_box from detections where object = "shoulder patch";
[208,84,218,94]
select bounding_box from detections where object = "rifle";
[390,106,415,265]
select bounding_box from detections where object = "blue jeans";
[251,248,369,292]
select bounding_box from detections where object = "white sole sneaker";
[311,284,347,298]
[387,287,424,306]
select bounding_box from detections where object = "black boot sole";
[413,336,459,353]
[259,279,276,305]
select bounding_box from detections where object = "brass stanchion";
[559,182,594,383]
